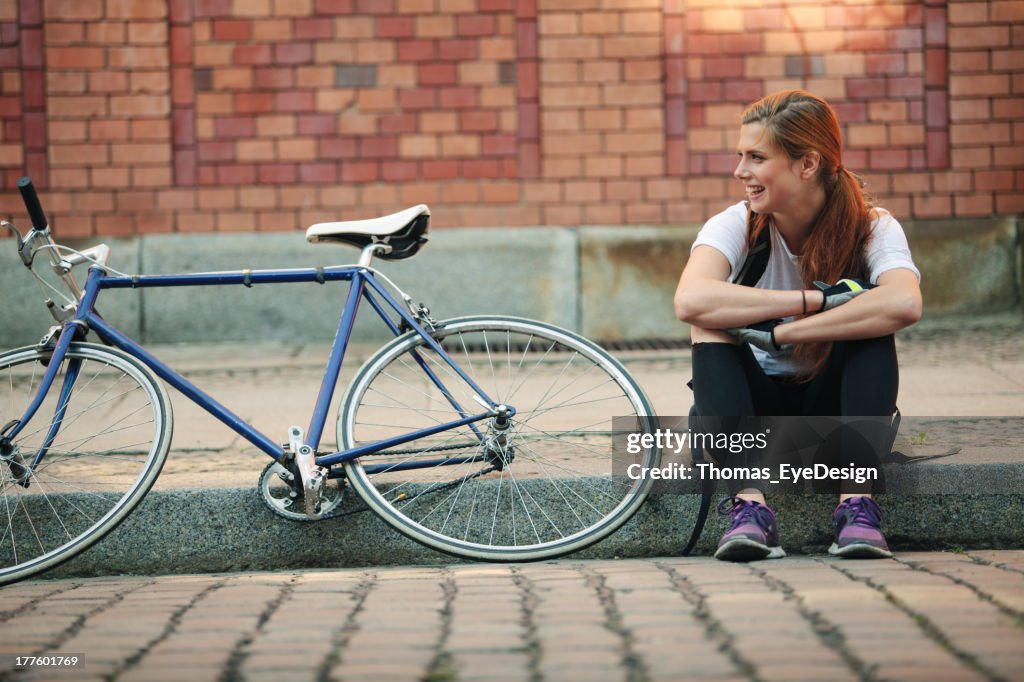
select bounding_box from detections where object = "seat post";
[357,242,390,267]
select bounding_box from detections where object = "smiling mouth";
[746,185,765,199]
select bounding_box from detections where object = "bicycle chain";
[257,443,496,521]
[364,441,479,456]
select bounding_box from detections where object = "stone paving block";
[331,661,433,680]
[967,549,1024,575]
[120,668,223,682]
[239,655,322,673]
[757,662,859,682]
[878,665,987,682]
[452,652,531,673]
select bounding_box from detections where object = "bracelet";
[801,290,807,316]
[770,327,780,350]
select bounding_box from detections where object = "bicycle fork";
[0,328,83,489]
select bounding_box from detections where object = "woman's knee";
[690,326,739,345]
[835,335,899,415]
[843,334,896,361]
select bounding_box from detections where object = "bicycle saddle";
[306,204,430,260]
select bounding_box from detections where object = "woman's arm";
[775,268,922,344]
[674,245,820,329]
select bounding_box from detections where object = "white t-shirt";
[691,200,920,376]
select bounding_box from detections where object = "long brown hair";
[741,90,873,379]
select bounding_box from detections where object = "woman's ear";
[800,151,821,179]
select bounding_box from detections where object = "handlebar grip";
[17,176,49,231]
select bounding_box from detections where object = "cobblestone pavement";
[2,551,1022,682]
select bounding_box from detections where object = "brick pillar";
[516,0,539,179]
[924,0,950,170]
[663,0,686,176]
[170,0,196,185]
[19,0,46,188]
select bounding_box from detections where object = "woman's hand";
[815,279,876,311]
[774,269,922,344]
[726,319,784,352]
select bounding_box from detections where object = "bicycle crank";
[257,460,346,522]
[288,426,329,520]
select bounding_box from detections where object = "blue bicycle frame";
[7,262,508,476]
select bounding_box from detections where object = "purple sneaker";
[714,497,785,562]
[829,496,893,559]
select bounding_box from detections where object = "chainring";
[257,459,347,521]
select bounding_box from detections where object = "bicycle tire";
[337,316,659,561]
[0,343,172,584]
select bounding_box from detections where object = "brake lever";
[16,229,45,268]
[1,221,28,264]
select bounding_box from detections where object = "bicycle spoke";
[0,345,170,585]
[0,467,20,566]
[340,318,656,559]
[512,378,622,421]
[504,461,556,543]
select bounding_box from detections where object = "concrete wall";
[1,217,1019,348]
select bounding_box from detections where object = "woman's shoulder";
[869,206,899,225]
[703,200,748,230]
[692,200,749,266]
[867,206,906,236]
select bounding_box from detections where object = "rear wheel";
[337,316,658,561]
[0,343,172,584]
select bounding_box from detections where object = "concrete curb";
[48,462,1024,579]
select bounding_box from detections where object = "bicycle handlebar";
[17,176,48,232]
[12,176,93,308]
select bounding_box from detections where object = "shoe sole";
[828,542,893,559]
[714,538,786,562]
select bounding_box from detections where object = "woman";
[674,90,922,561]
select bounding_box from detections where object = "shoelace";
[717,497,773,530]
[839,497,882,528]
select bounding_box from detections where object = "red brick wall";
[0,0,1021,237]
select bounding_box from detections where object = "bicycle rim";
[0,343,172,584]
[338,316,658,561]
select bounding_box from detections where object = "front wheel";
[0,343,172,585]
[337,316,659,561]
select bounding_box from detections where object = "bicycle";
[0,177,661,585]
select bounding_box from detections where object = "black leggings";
[689,337,898,495]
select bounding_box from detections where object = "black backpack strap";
[682,216,771,556]
[681,469,714,556]
[732,220,771,287]
[681,404,713,556]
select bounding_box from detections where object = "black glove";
[727,319,783,353]
[814,279,876,312]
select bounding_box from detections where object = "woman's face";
[733,122,806,215]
